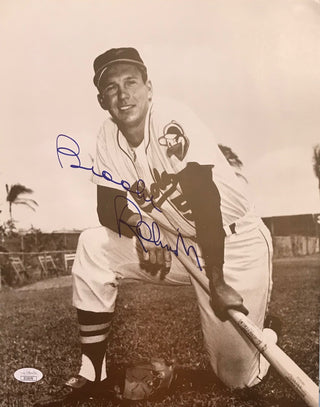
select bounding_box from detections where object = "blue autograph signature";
[56,134,161,212]
[56,133,202,271]
[114,195,202,271]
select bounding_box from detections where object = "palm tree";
[218,144,247,182]
[312,144,320,191]
[5,183,38,222]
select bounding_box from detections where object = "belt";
[223,212,262,237]
[223,222,236,237]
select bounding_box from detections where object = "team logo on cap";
[158,121,189,161]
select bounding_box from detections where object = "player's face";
[98,63,152,132]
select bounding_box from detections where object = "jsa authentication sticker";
[14,368,43,383]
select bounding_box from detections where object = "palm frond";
[13,201,37,211]
[6,184,34,203]
[15,198,39,207]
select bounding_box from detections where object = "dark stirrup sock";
[77,309,114,382]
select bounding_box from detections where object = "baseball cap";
[93,47,147,89]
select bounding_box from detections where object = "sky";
[0,0,319,232]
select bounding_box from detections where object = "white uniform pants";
[72,220,273,389]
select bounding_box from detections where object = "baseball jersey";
[92,98,253,238]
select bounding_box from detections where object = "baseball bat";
[228,309,318,407]
[188,269,318,407]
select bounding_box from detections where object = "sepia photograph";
[0,1,319,406]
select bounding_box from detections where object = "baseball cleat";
[33,375,115,407]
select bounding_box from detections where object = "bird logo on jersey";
[158,121,189,161]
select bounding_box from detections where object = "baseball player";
[35,47,277,406]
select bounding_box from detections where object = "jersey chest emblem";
[158,121,189,161]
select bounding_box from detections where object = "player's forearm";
[177,162,225,278]
[207,266,224,285]
[97,185,135,237]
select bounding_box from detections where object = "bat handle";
[228,309,319,407]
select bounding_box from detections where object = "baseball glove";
[116,358,176,401]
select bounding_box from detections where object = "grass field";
[0,256,319,407]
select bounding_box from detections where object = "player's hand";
[209,279,249,321]
[131,217,172,279]
[135,238,172,279]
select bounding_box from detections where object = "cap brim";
[94,59,147,88]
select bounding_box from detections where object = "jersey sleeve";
[97,185,135,238]
[156,99,229,272]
